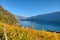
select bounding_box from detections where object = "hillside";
[22,12,60,22]
[0,6,18,25]
[0,22,60,40]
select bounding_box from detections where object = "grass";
[0,22,60,40]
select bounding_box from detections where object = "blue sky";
[0,0,60,17]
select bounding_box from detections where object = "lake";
[19,21,60,32]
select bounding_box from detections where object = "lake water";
[19,21,60,32]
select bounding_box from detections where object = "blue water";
[19,21,60,32]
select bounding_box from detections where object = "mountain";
[23,12,60,23]
[0,5,18,25]
[15,15,28,21]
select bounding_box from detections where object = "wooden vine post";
[2,26,8,40]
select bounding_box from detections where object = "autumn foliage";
[0,22,60,40]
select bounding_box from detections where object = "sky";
[0,0,60,17]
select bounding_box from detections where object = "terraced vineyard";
[0,22,60,40]
[0,5,18,25]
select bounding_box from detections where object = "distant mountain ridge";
[21,12,60,23]
[0,5,18,25]
[15,15,28,21]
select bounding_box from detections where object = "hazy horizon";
[0,0,60,17]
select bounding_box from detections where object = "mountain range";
[18,12,60,23]
[15,15,27,21]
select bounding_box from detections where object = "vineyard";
[0,22,60,40]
